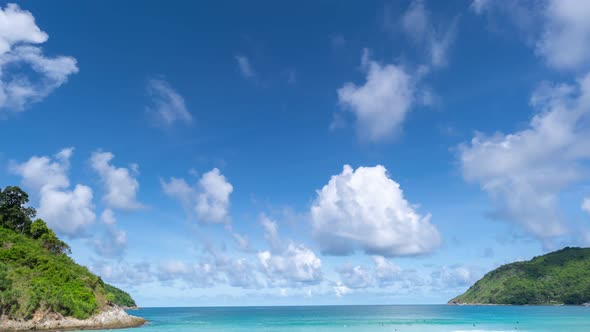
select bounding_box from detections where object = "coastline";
[0,305,146,331]
[448,301,590,306]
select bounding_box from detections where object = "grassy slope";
[450,247,590,305]
[0,227,135,320]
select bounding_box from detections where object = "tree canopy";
[0,186,36,235]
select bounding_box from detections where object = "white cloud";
[158,260,219,287]
[93,209,127,258]
[235,54,255,79]
[94,225,127,258]
[160,176,193,205]
[310,165,441,257]
[11,148,96,237]
[157,249,263,289]
[431,265,481,289]
[212,252,262,289]
[147,79,192,126]
[337,50,416,142]
[91,260,154,287]
[536,0,590,70]
[260,213,281,251]
[257,214,323,286]
[471,0,590,71]
[231,232,251,252]
[38,184,95,237]
[0,3,47,53]
[470,0,491,15]
[334,256,423,293]
[12,147,72,191]
[582,197,590,215]
[258,244,322,286]
[196,168,233,223]
[100,208,116,225]
[0,4,78,112]
[333,282,352,297]
[162,168,233,223]
[336,265,373,289]
[401,0,456,68]
[91,151,142,210]
[373,256,402,286]
[459,74,590,240]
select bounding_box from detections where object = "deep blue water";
[100,305,590,332]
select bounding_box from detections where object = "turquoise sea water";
[103,305,590,332]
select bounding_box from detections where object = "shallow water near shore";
[97,305,590,332]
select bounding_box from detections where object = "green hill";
[450,247,590,305]
[0,186,136,321]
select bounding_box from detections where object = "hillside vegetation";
[0,186,136,320]
[450,247,590,305]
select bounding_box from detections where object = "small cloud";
[257,214,323,286]
[431,265,481,289]
[401,0,458,68]
[161,168,233,224]
[582,197,590,215]
[231,232,251,252]
[0,4,78,113]
[235,54,256,79]
[100,209,116,225]
[91,151,143,210]
[470,0,491,15]
[333,282,352,297]
[94,209,127,258]
[336,49,417,142]
[147,79,192,127]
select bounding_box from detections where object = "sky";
[1,0,590,307]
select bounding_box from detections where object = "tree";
[0,186,36,235]
[30,219,51,239]
[30,219,71,255]
[0,189,71,255]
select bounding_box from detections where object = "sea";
[98,305,590,332]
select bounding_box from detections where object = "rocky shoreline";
[0,305,146,331]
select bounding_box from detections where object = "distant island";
[450,247,590,305]
[0,186,145,331]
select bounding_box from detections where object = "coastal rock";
[0,305,146,331]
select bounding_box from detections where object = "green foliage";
[451,247,590,305]
[104,284,137,308]
[0,227,100,319]
[0,261,19,317]
[0,186,138,320]
[31,219,71,255]
[30,218,50,239]
[0,186,36,235]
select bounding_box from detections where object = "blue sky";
[1,0,590,306]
